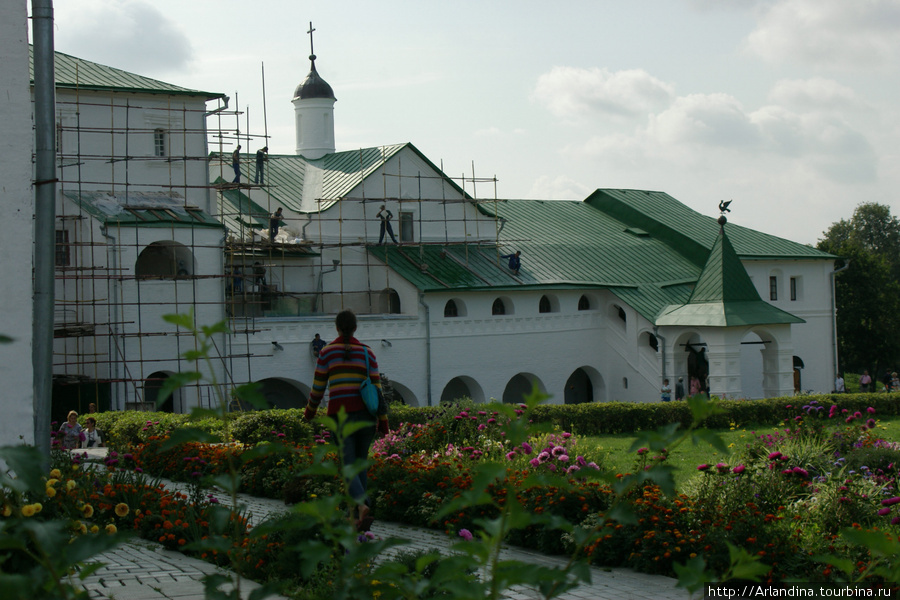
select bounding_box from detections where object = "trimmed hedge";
[88,393,900,447]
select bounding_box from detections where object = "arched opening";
[502,373,545,405]
[256,378,308,410]
[444,299,458,317]
[387,380,420,407]
[740,328,779,399]
[577,295,591,311]
[135,241,195,279]
[793,355,804,393]
[609,303,626,327]
[440,376,485,404]
[564,368,596,404]
[643,332,659,352]
[538,294,558,314]
[379,288,401,314]
[144,371,179,413]
[673,332,709,396]
[492,298,506,316]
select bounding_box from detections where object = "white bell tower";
[292,22,336,160]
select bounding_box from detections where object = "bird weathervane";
[718,199,732,215]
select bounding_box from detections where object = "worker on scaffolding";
[376,205,398,244]
[269,207,284,242]
[501,250,521,276]
[253,262,267,291]
[255,146,268,185]
[232,145,242,183]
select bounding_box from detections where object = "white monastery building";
[15,32,839,422]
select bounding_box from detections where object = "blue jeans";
[335,410,375,503]
[232,162,241,183]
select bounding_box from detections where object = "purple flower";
[477,424,486,431]
[551,446,566,458]
[893,516,900,526]
[558,454,569,463]
[506,451,517,461]
[521,442,533,454]
[881,497,900,506]
[538,451,550,463]
[733,465,746,475]
[529,457,541,468]
[697,464,710,471]
[716,462,728,471]
[867,407,876,414]
[458,528,473,541]
[487,418,496,424]
[768,452,782,460]
[637,447,649,456]
[792,467,809,478]
[459,411,468,418]
[866,419,876,430]
[562,432,572,439]
[877,507,892,516]
[545,463,557,472]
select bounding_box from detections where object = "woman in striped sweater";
[304,310,389,531]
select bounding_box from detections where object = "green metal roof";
[585,189,836,262]
[214,177,270,233]
[30,47,225,100]
[213,143,470,214]
[63,191,223,228]
[655,223,804,327]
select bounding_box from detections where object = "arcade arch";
[440,376,485,404]
[502,372,545,404]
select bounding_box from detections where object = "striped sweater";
[307,336,388,421]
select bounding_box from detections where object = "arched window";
[616,305,627,323]
[135,241,194,279]
[379,288,401,314]
[492,298,506,315]
[539,295,551,313]
[578,295,591,311]
[444,299,458,318]
[647,333,659,352]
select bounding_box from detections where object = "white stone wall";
[743,258,836,393]
[0,0,35,446]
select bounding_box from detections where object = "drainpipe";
[830,261,850,386]
[33,0,56,459]
[653,325,667,383]
[418,293,432,406]
[301,214,312,240]
[100,226,123,410]
[313,259,339,312]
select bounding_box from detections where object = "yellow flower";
[21,505,36,517]
[77,522,87,534]
[2,505,11,517]
[115,503,129,517]
[46,486,57,498]
[46,478,59,487]
[90,525,99,534]
[32,503,42,514]
[82,504,94,518]
[105,524,117,534]
[66,480,76,491]
[49,469,62,479]
[134,509,141,517]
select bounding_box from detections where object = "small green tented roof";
[30,47,225,99]
[655,222,804,327]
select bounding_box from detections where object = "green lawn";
[575,413,900,489]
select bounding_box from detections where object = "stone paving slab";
[74,448,690,600]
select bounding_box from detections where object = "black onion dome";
[293,55,336,101]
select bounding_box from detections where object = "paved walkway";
[75,449,689,600]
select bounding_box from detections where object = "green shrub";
[230,408,313,445]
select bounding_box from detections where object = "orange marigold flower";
[82,504,95,518]
[115,503,130,517]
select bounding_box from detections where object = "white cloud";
[533,67,674,118]
[526,175,591,200]
[767,78,867,112]
[55,0,193,76]
[745,0,900,68]
[647,93,760,148]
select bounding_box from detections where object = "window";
[578,295,591,311]
[616,305,626,323]
[55,230,70,267]
[539,295,551,313]
[492,298,506,315]
[790,277,797,301]
[153,128,167,157]
[444,299,458,317]
[769,276,777,301]
[647,333,658,352]
[399,211,414,242]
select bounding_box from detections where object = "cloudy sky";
[41,0,900,244]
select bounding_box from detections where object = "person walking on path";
[675,377,685,401]
[859,370,872,393]
[661,379,672,402]
[376,205,398,244]
[232,145,242,183]
[304,310,390,531]
[254,146,268,185]
[501,250,521,275]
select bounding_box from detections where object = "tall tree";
[818,203,900,376]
